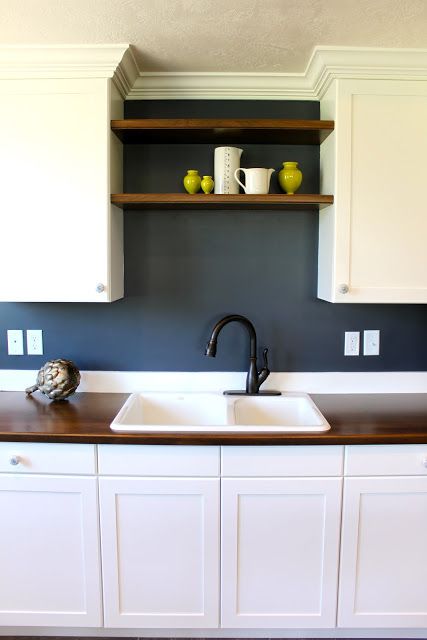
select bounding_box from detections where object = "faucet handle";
[257,348,271,389]
[262,348,269,370]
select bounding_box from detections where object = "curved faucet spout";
[205,314,257,357]
[205,314,279,396]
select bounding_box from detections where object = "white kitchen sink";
[110,392,330,433]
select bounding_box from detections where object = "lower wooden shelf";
[111,193,334,211]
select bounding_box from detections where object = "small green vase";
[201,175,214,194]
[278,161,303,194]
[183,169,201,194]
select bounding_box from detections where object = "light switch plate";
[364,329,380,356]
[7,330,24,355]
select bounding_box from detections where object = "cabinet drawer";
[98,445,220,476]
[221,446,344,477]
[345,444,427,476]
[0,442,96,475]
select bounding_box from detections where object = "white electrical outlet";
[27,329,44,355]
[344,331,360,356]
[7,329,24,355]
[364,329,380,356]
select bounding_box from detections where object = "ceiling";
[1,0,426,73]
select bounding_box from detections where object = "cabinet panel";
[99,476,219,628]
[222,445,343,477]
[0,78,123,302]
[345,444,427,476]
[0,442,96,474]
[0,474,102,626]
[339,476,427,627]
[221,477,342,628]
[319,79,427,303]
[98,444,220,476]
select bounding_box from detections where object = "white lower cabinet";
[0,442,101,626]
[98,445,220,628]
[3,441,427,635]
[338,445,427,628]
[221,476,342,628]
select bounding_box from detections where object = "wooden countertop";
[1,391,427,445]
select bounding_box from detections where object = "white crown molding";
[1,45,427,101]
[128,46,427,101]
[112,46,140,98]
[308,46,427,99]
[1,370,427,394]
[127,71,317,101]
[0,44,135,89]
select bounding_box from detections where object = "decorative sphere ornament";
[25,359,81,401]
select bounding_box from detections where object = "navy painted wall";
[1,100,426,372]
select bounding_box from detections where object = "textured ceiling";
[1,0,427,72]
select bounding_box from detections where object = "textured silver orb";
[25,359,81,401]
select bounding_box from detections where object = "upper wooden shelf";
[111,118,334,145]
[111,193,334,211]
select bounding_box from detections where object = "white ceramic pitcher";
[234,168,275,194]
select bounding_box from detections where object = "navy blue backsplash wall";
[1,100,427,372]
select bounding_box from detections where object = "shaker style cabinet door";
[0,78,123,302]
[0,474,102,626]
[99,477,220,628]
[338,476,427,627]
[318,79,427,303]
[221,477,342,628]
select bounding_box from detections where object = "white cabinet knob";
[9,455,20,466]
[422,457,427,468]
[338,284,349,294]
[96,283,105,293]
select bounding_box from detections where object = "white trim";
[0,44,139,98]
[1,628,427,638]
[127,71,317,101]
[128,46,427,101]
[308,46,427,99]
[1,45,427,101]
[2,370,426,394]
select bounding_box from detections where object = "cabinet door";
[319,79,427,303]
[339,476,427,627]
[0,78,123,302]
[221,477,342,628]
[99,477,220,628]
[0,474,102,626]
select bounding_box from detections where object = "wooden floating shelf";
[111,193,334,211]
[111,118,334,145]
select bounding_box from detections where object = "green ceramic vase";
[183,169,201,194]
[201,175,214,194]
[278,161,303,194]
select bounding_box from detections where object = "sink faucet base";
[224,390,281,396]
[205,314,279,395]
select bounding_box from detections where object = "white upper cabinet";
[0,77,123,302]
[318,79,427,303]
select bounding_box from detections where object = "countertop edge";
[1,391,427,446]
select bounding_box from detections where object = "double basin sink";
[111,392,330,434]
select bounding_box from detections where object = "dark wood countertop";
[1,391,427,445]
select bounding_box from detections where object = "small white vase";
[214,147,243,194]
